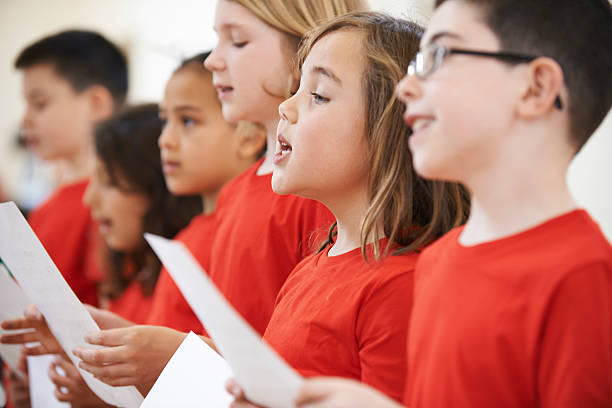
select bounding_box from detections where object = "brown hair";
[94,104,202,298]
[298,12,469,260]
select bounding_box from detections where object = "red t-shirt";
[263,243,416,402]
[107,280,153,324]
[27,180,101,306]
[406,209,612,408]
[146,214,214,333]
[208,160,334,335]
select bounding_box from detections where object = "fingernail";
[230,383,241,396]
[84,331,100,343]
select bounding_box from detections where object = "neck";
[201,189,220,216]
[256,117,280,176]
[55,145,92,185]
[326,185,374,257]
[460,134,577,246]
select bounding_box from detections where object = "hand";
[1,305,64,356]
[72,325,187,395]
[4,365,30,408]
[226,378,263,408]
[295,377,404,408]
[48,355,111,407]
[84,304,134,330]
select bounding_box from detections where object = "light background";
[0,0,610,239]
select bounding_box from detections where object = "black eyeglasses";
[408,43,563,110]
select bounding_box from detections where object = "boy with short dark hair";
[15,29,128,306]
[287,1,612,407]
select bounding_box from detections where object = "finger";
[48,364,75,389]
[94,374,142,387]
[54,356,81,378]
[73,345,131,365]
[0,318,35,330]
[24,343,52,356]
[226,378,246,399]
[83,328,130,347]
[24,305,43,321]
[0,330,39,345]
[54,387,75,403]
[77,361,136,380]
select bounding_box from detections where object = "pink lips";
[214,83,234,101]
[273,134,292,165]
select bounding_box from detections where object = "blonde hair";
[232,0,370,38]
[298,12,470,260]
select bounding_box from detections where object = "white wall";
[0,0,610,239]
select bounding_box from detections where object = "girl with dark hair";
[84,103,202,322]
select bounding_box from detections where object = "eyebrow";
[422,31,463,47]
[311,66,342,86]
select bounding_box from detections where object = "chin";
[221,103,244,124]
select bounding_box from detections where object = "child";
[147,53,266,333]
[16,30,128,307]
[282,0,612,407]
[50,103,202,405]
[84,104,202,324]
[260,12,466,403]
[201,0,368,337]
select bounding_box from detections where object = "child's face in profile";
[20,63,94,161]
[205,0,296,126]
[84,158,149,252]
[397,0,521,184]
[159,67,241,197]
[272,30,368,203]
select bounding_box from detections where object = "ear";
[234,121,266,159]
[517,57,564,119]
[86,85,116,121]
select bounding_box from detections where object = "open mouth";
[215,84,234,100]
[273,134,292,165]
[98,218,112,235]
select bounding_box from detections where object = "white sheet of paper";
[28,355,70,408]
[145,234,303,408]
[0,202,143,408]
[0,261,32,372]
[142,332,233,407]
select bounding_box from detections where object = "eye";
[233,41,248,48]
[181,116,196,127]
[32,99,48,111]
[158,117,167,127]
[310,92,330,105]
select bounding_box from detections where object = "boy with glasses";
[282,0,612,407]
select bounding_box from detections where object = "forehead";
[22,63,74,94]
[163,68,218,108]
[423,1,499,48]
[303,30,366,82]
[214,0,266,32]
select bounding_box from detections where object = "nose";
[278,94,298,124]
[396,72,422,105]
[158,121,178,150]
[204,47,225,72]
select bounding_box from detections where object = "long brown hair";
[298,12,469,260]
[94,104,202,298]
